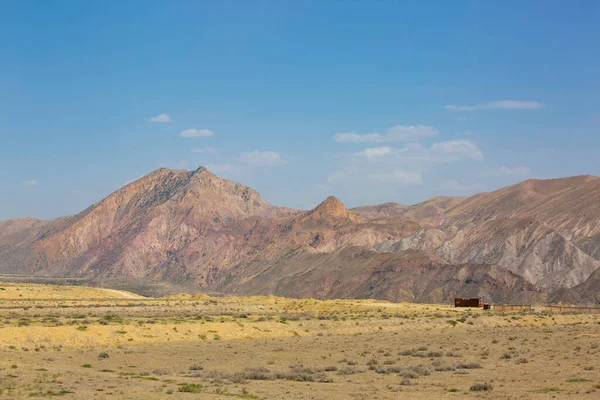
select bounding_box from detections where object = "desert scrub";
[179,383,203,393]
[456,362,482,369]
[337,367,363,375]
[470,382,493,391]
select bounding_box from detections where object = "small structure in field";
[454,297,484,308]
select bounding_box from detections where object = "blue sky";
[1,1,599,219]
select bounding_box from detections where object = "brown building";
[454,297,484,307]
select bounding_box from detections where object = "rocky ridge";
[1,168,600,304]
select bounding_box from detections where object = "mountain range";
[1,167,599,304]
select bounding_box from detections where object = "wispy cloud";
[180,128,215,138]
[327,139,484,190]
[445,100,544,111]
[335,125,438,143]
[369,170,423,184]
[440,180,485,192]
[430,140,484,161]
[354,147,392,158]
[24,179,39,187]
[205,164,236,174]
[238,151,286,167]
[485,166,531,177]
[191,147,219,155]
[148,113,172,122]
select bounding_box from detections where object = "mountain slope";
[1,168,600,304]
[352,202,407,220]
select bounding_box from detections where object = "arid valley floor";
[0,282,599,399]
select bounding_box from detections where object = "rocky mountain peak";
[316,196,349,216]
[304,196,359,222]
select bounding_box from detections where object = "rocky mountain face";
[1,167,600,304]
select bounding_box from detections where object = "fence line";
[491,304,600,313]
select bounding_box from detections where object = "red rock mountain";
[1,168,600,304]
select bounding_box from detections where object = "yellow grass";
[0,281,599,399]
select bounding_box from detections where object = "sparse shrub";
[445,351,462,358]
[98,352,109,359]
[179,383,203,393]
[434,364,456,372]
[189,364,204,371]
[153,368,170,376]
[82,364,92,368]
[337,367,362,375]
[470,382,493,391]
[456,362,482,369]
[242,367,272,380]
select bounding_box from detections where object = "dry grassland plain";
[0,282,599,399]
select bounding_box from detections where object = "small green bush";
[179,384,203,393]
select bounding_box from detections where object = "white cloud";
[445,100,544,111]
[354,147,392,158]
[205,164,236,174]
[334,125,438,143]
[327,140,484,190]
[369,170,423,185]
[238,151,286,167]
[148,113,171,122]
[440,180,485,192]
[180,128,215,138]
[485,166,531,177]
[24,179,39,187]
[430,140,484,161]
[191,147,219,155]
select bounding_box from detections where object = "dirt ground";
[0,282,599,399]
